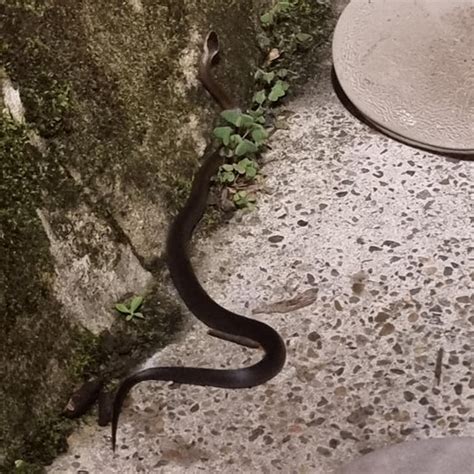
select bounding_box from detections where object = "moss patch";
[0,77,185,470]
[0,2,190,468]
[258,0,334,84]
[0,112,96,470]
[3,0,189,214]
[80,288,185,385]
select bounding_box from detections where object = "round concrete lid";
[336,437,474,474]
[333,0,474,155]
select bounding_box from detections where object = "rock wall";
[0,0,269,469]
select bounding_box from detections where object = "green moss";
[0,114,38,212]
[12,459,45,474]
[11,416,75,471]
[0,116,59,470]
[258,0,334,82]
[3,0,190,204]
[22,77,73,137]
[67,329,102,381]
[0,2,194,466]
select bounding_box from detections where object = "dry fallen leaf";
[264,47,281,66]
[253,288,318,314]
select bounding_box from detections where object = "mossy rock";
[0,0,333,470]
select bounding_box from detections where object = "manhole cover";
[333,0,474,155]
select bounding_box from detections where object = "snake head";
[203,31,220,65]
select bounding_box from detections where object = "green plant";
[217,158,258,185]
[232,190,257,211]
[213,109,268,158]
[260,0,294,27]
[65,328,101,380]
[253,68,291,107]
[22,77,72,137]
[14,459,44,473]
[115,295,145,321]
[210,32,293,210]
[212,108,268,210]
[259,0,331,56]
[210,0,331,211]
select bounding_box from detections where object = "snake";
[110,31,286,450]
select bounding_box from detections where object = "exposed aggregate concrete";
[49,65,473,473]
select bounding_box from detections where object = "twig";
[434,347,444,385]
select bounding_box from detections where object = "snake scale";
[110,31,286,450]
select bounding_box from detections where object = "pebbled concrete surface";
[48,64,473,473]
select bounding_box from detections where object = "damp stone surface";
[48,64,473,473]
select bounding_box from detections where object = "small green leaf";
[230,134,243,147]
[251,126,268,144]
[115,303,131,314]
[268,82,286,102]
[130,295,144,313]
[213,126,233,146]
[233,191,246,203]
[246,166,257,179]
[277,79,290,91]
[277,0,292,12]
[236,159,256,175]
[239,158,253,166]
[218,164,236,183]
[222,171,235,183]
[248,108,265,124]
[234,162,246,174]
[254,69,264,81]
[260,12,273,26]
[257,33,271,50]
[262,71,275,84]
[296,32,312,43]
[233,191,257,209]
[250,123,264,132]
[239,114,256,129]
[220,109,242,126]
[133,312,145,319]
[235,139,258,156]
[252,90,267,105]
[126,314,134,321]
[249,106,264,117]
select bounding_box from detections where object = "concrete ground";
[48,63,473,473]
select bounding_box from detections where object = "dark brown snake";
[110,31,286,450]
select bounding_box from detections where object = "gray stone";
[336,437,474,474]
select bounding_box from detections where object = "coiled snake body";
[111,32,286,450]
